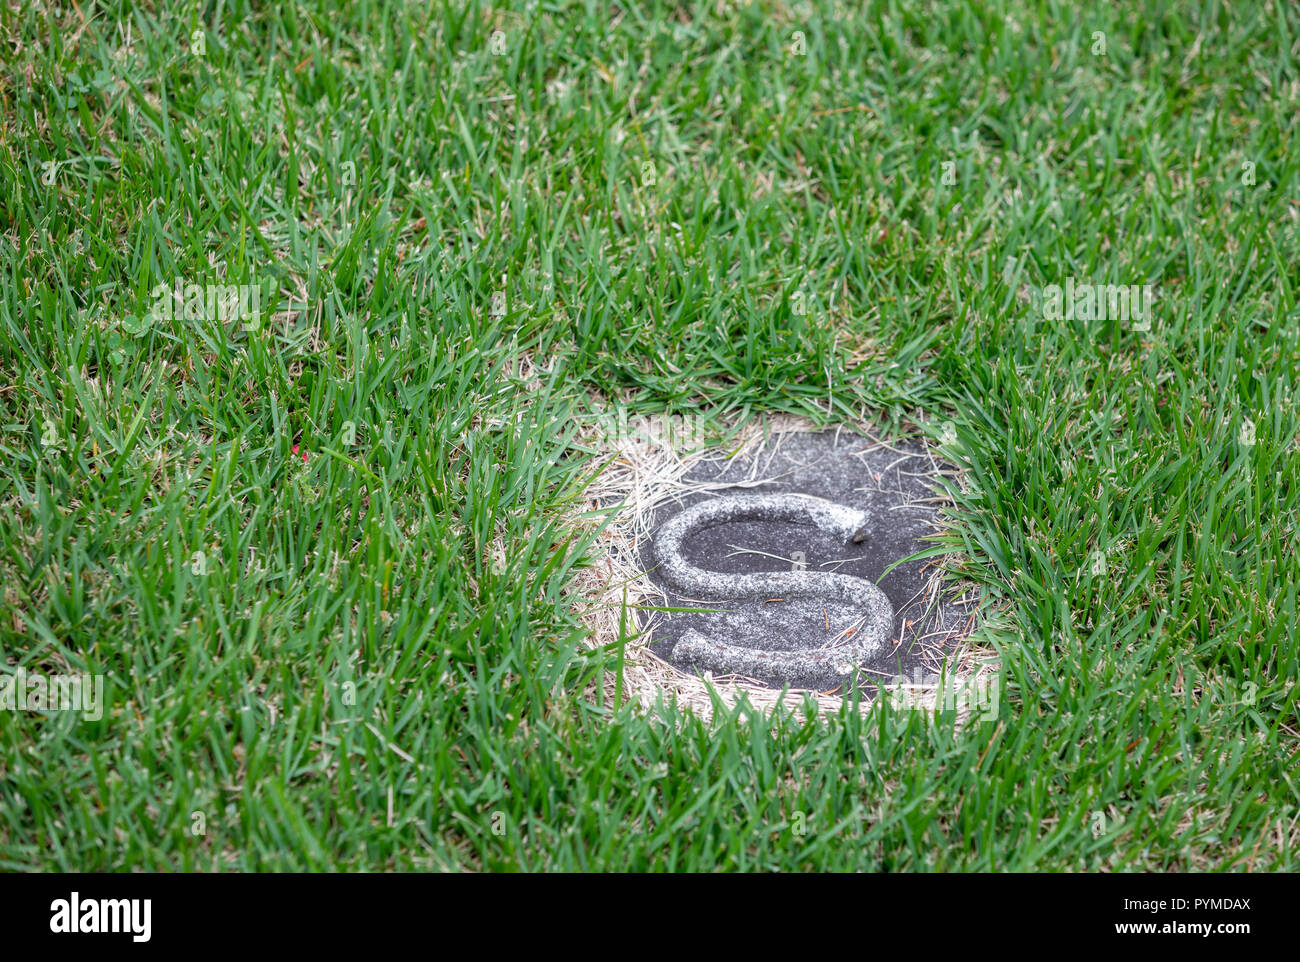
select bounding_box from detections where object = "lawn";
[1,0,1297,871]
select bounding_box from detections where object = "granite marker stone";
[654,493,894,688]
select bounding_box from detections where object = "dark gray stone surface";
[653,493,894,687]
[639,429,975,693]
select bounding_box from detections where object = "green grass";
[1,0,1297,870]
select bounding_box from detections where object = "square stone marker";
[639,429,976,693]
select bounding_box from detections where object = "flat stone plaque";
[639,429,975,693]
